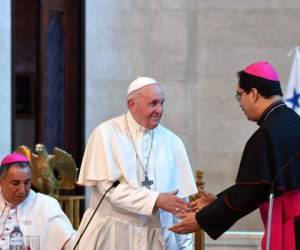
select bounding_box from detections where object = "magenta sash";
[259,191,300,250]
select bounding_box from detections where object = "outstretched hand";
[155,189,191,214]
[169,212,200,234]
[191,189,216,212]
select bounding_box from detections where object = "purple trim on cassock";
[259,191,300,250]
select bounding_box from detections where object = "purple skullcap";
[244,61,279,81]
[0,152,29,166]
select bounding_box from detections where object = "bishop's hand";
[169,212,200,234]
[191,189,216,212]
[155,189,191,214]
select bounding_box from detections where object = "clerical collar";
[126,111,152,133]
[257,100,285,126]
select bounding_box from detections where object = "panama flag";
[284,46,300,115]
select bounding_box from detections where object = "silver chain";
[124,114,154,177]
[263,103,285,123]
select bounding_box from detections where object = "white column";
[0,1,12,158]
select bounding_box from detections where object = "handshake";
[155,189,216,234]
[155,188,216,215]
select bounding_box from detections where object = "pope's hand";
[191,190,216,212]
[155,189,191,214]
[169,212,200,234]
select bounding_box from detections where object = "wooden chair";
[190,170,205,250]
[57,195,85,229]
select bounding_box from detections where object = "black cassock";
[196,101,300,249]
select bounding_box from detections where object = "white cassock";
[0,190,75,250]
[76,112,198,250]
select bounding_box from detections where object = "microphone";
[73,180,120,250]
[266,150,300,250]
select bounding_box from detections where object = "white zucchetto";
[127,77,159,96]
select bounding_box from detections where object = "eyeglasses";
[235,90,245,102]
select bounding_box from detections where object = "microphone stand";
[266,192,274,250]
[266,150,300,250]
[73,180,120,250]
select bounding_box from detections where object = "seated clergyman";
[0,152,75,250]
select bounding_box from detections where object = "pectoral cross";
[141,175,154,189]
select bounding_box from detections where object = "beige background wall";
[85,0,300,231]
[0,2,12,159]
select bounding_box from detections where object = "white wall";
[0,2,12,159]
[85,0,300,231]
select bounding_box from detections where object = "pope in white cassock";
[0,152,75,250]
[75,77,198,250]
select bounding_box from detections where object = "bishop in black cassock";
[170,61,300,250]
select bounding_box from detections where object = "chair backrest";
[190,170,205,250]
[57,195,85,229]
